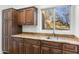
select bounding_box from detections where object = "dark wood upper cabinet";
[17,9,26,25]
[26,8,35,25]
[17,7,37,25]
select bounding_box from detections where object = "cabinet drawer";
[63,44,77,52]
[24,39,40,45]
[63,51,77,54]
[12,37,24,43]
[41,41,62,49]
[51,48,62,54]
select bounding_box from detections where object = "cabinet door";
[18,41,24,54]
[2,9,13,53]
[12,38,24,54]
[31,45,40,54]
[12,39,19,54]
[63,44,77,53]
[18,10,26,25]
[2,10,8,53]
[41,41,62,49]
[17,7,37,25]
[24,43,32,54]
[41,46,50,54]
[24,39,40,54]
[7,11,13,53]
[26,8,34,25]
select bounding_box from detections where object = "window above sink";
[41,5,71,30]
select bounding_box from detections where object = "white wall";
[22,5,75,35]
[74,5,79,38]
[0,11,2,53]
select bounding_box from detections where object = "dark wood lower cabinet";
[31,45,40,54]
[12,39,19,54]
[63,51,77,54]
[41,40,62,54]
[63,43,78,54]
[63,43,77,52]
[24,39,41,54]
[10,37,79,54]
[24,43,32,54]
[12,38,41,54]
[24,44,40,54]
[41,47,62,54]
[12,38,24,54]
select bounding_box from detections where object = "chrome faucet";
[47,28,59,40]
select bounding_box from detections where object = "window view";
[55,5,71,30]
[42,8,54,29]
[42,5,71,30]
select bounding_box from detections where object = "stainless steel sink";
[46,36,64,42]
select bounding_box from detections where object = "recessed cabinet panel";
[41,41,62,49]
[31,45,40,54]
[24,43,32,54]
[24,39,40,54]
[26,8,34,25]
[12,39,19,54]
[63,44,77,52]
[18,10,26,25]
[12,38,24,54]
[41,46,50,54]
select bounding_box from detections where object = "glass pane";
[42,8,54,30]
[55,5,71,30]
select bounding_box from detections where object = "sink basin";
[46,36,64,42]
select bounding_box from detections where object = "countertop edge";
[11,33,79,45]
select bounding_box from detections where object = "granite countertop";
[11,33,79,45]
